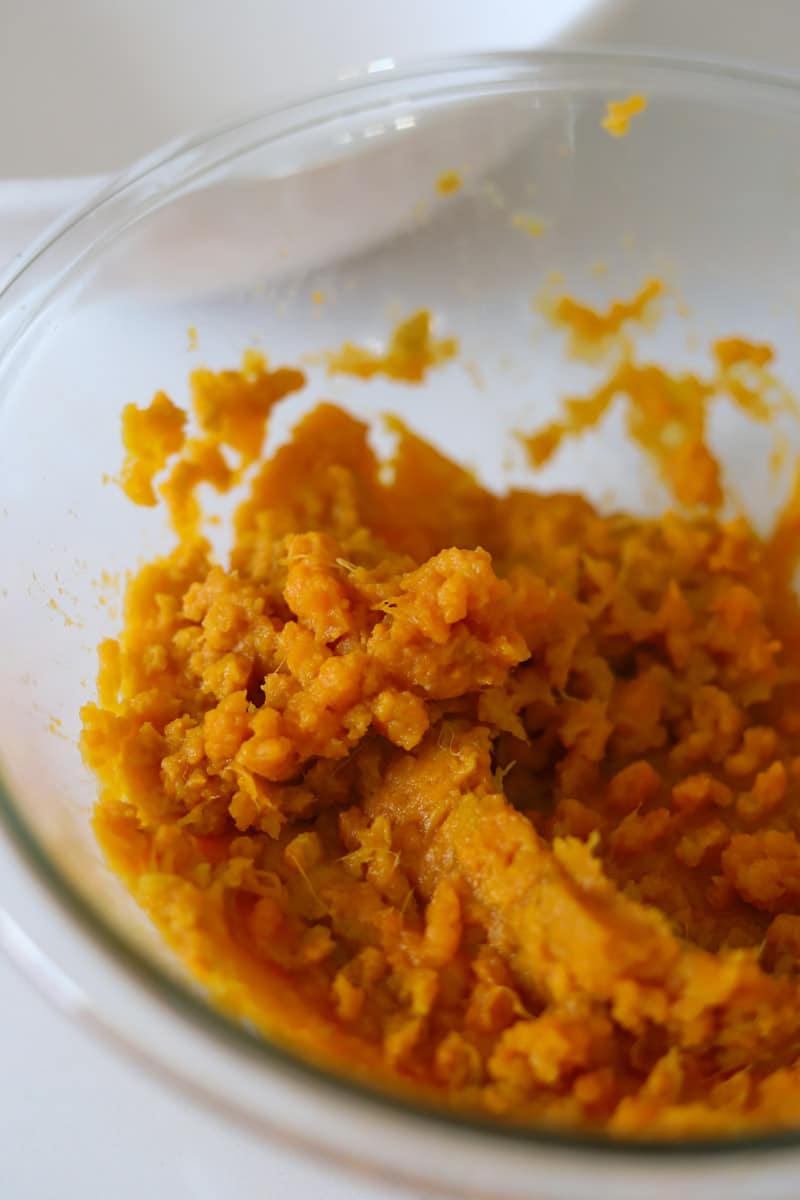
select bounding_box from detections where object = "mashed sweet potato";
[82,298,800,1137]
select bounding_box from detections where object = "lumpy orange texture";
[82,307,800,1136]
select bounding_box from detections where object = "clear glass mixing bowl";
[3,49,800,1200]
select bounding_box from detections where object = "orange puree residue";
[551,277,663,358]
[511,213,545,239]
[82,303,800,1136]
[602,93,648,138]
[526,284,790,511]
[325,310,458,383]
[436,170,462,196]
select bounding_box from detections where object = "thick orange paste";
[82,302,800,1136]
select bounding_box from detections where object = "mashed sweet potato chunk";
[82,305,800,1137]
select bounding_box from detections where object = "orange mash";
[82,298,800,1136]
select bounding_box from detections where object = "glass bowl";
[3,49,800,1200]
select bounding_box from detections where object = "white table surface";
[5,2,800,1197]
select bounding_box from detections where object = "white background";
[3,2,800,1197]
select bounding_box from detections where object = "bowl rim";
[7,42,800,304]
[4,44,800,1168]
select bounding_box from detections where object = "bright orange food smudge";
[436,170,462,196]
[552,277,662,357]
[602,93,648,138]
[326,310,458,383]
[525,284,787,511]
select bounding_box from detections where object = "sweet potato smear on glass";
[82,317,800,1139]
